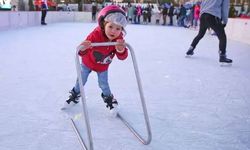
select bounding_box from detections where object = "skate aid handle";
[75,41,152,146]
[91,42,119,47]
[89,42,152,145]
[77,42,122,52]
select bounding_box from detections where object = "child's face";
[104,22,123,40]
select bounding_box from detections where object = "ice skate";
[101,93,119,117]
[61,88,80,110]
[185,46,194,57]
[219,54,232,66]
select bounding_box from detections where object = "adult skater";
[186,0,232,64]
[63,5,128,115]
[91,2,97,22]
[41,0,48,25]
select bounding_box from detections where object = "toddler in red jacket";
[63,5,128,115]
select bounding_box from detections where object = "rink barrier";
[73,42,152,150]
[0,11,92,30]
[225,18,250,45]
[0,11,249,45]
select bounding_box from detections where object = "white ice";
[0,23,250,150]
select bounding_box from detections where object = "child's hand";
[115,39,126,53]
[78,40,92,51]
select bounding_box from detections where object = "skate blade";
[109,105,119,118]
[61,102,78,110]
[185,55,192,58]
[220,62,232,67]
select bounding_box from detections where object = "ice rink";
[0,22,250,150]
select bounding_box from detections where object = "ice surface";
[0,23,250,150]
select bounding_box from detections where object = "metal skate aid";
[71,42,152,150]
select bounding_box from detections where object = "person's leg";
[169,16,173,25]
[97,70,111,96]
[190,14,208,48]
[134,15,137,24]
[193,19,196,28]
[41,10,46,24]
[73,64,92,94]
[208,15,232,63]
[44,10,47,22]
[97,70,118,110]
[207,16,227,55]
[190,16,194,27]
[94,13,96,21]
[64,65,91,105]
[64,64,91,107]
[186,13,208,55]
[180,16,185,26]
[138,15,141,24]
[92,13,94,21]
[162,15,166,25]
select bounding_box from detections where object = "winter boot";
[101,93,118,116]
[62,88,80,109]
[186,46,194,56]
[219,54,233,63]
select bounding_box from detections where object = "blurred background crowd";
[1,0,249,22]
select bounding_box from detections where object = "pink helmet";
[98,5,127,28]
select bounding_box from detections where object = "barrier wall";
[0,12,40,30]
[225,18,250,45]
[0,11,250,45]
[0,11,92,30]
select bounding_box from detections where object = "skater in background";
[193,3,200,29]
[127,3,134,23]
[186,0,232,63]
[142,8,148,24]
[41,0,48,25]
[63,5,128,114]
[177,4,186,27]
[168,3,174,26]
[154,6,161,24]
[146,3,152,23]
[161,4,168,25]
[91,2,97,22]
[136,4,142,24]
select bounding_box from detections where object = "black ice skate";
[186,46,194,57]
[101,93,118,116]
[62,88,80,110]
[219,54,233,66]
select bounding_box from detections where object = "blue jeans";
[73,63,111,96]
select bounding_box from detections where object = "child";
[63,5,128,114]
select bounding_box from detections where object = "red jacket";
[79,26,128,72]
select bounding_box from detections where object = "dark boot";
[219,54,233,63]
[41,22,47,25]
[101,93,118,110]
[61,88,80,110]
[186,46,194,56]
[66,88,80,105]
